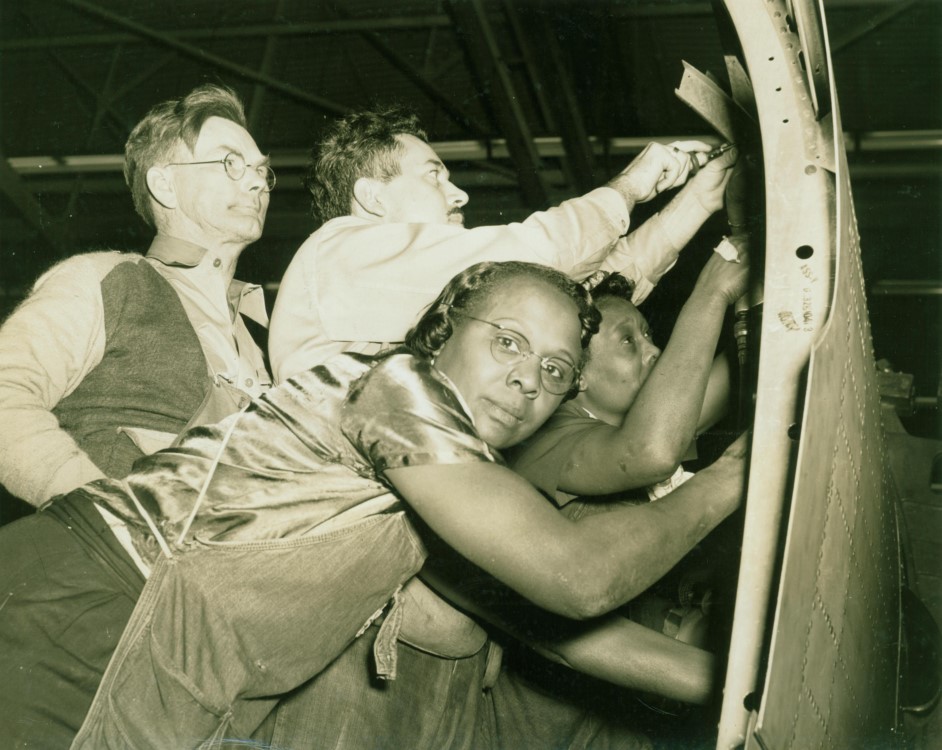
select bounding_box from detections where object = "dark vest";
[52,259,211,479]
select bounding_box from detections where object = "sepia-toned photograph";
[0,1,939,748]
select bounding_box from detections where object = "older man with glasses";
[0,83,274,746]
[0,83,273,510]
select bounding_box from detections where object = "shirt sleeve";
[341,354,496,476]
[0,254,126,503]
[601,188,714,304]
[316,187,631,345]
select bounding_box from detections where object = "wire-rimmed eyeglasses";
[166,152,276,192]
[450,309,579,395]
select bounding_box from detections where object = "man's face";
[167,116,270,247]
[434,278,583,449]
[375,134,469,225]
[579,296,661,425]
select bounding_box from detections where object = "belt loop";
[482,640,503,691]
[373,589,405,681]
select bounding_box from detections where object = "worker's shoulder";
[35,250,147,287]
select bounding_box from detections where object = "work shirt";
[270,187,685,382]
[147,235,270,396]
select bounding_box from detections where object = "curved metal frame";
[717,1,900,747]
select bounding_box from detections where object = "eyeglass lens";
[489,329,574,395]
[223,153,276,191]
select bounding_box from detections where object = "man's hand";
[608,141,716,209]
[689,146,737,214]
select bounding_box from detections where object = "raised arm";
[386,433,746,621]
[278,142,705,374]
[0,256,116,504]
[539,240,749,497]
[604,144,737,304]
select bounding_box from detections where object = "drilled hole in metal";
[796,245,814,260]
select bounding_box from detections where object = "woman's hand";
[696,236,750,305]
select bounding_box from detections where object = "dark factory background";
[0,0,939,424]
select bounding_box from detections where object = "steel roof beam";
[830,0,923,54]
[0,16,454,51]
[247,0,285,134]
[60,0,349,116]
[329,6,491,138]
[4,0,905,54]
[445,0,549,207]
[0,148,65,256]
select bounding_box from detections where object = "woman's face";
[434,278,584,449]
[578,296,660,425]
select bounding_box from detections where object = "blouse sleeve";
[341,353,497,476]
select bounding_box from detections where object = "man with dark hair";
[304,107,430,227]
[269,105,735,381]
[0,83,273,507]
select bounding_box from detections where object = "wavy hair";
[405,261,601,399]
[124,84,247,228]
[304,106,428,227]
[588,271,635,303]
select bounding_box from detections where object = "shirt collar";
[146,233,268,326]
[145,233,209,268]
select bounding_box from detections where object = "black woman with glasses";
[0,260,747,749]
[0,83,274,740]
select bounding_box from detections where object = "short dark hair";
[304,106,428,227]
[405,261,601,399]
[582,272,637,369]
[587,272,635,303]
[124,84,247,228]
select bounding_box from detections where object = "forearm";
[389,450,744,620]
[698,354,731,433]
[533,615,714,704]
[601,190,714,305]
[574,456,741,610]
[616,286,729,474]
[421,558,713,703]
[0,408,106,504]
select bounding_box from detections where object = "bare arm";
[386,434,746,620]
[420,561,714,704]
[698,353,731,434]
[551,242,749,496]
[606,140,710,209]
